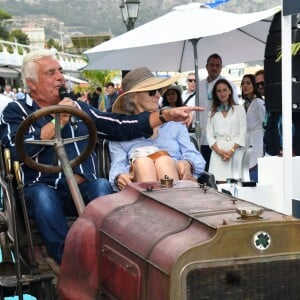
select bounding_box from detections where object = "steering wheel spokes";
[15,105,97,174]
[25,135,90,147]
[15,105,98,215]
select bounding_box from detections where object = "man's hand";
[57,98,77,126]
[42,98,77,140]
[164,106,204,125]
[150,106,204,128]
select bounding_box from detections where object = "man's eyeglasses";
[187,79,196,83]
[256,81,264,88]
[147,89,163,97]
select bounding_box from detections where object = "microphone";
[58,86,69,100]
[58,86,78,129]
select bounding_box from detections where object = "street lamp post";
[120,0,140,31]
[119,0,140,77]
[59,22,65,52]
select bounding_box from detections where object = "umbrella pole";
[190,38,201,149]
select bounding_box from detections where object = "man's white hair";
[21,49,56,92]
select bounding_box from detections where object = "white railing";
[0,40,87,72]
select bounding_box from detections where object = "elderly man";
[0,49,202,264]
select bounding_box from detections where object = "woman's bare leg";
[133,156,179,182]
[133,157,157,182]
[155,156,179,180]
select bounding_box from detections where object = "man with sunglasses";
[182,72,196,107]
[254,69,265,98]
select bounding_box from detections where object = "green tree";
[0,9,12,26]
[81,69,119,89]
[0,9,11,40]
[46,38,62,51]
[9,29,29,45]
[0,26,9,40]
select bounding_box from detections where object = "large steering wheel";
[15,105,97,215]
[15,105,97,173]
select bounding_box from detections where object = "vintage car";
[1,105,300,300]
[57,179,300,300]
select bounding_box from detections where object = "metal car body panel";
[57,180,300,299]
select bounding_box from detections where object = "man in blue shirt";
[104,82,118,112]
[0,49,202,264]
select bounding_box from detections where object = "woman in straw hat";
[109,67,206,191]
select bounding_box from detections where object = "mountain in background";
[0,0,281,43]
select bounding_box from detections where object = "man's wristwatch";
[159,106,170,123]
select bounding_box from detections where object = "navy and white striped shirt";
[0,94,153,188]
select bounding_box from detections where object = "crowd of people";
[1,80,122,114]
[152,53,268,184]
[0,84,25,101]
[0,48,282,265]
[65,81,122,112]
[0,49,202,264]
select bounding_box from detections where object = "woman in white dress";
[241,74,265,182]
[206,79,247,182]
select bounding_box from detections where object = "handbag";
[147,150,170,161]
[129,146,170,172]
[130,146,160,161]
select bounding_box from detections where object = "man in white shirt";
[198,53,239,171]
[182,72,196,106]
[0,93,12,113]
[3,84,16,101]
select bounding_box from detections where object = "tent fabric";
[0,66,19,78]
[64,74,88,84]
[84,4,281,72]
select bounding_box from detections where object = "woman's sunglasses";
[147,89,163,97]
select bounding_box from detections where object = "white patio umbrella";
[84,3,281,73]
[84,3,281,145]
[84,4,280,130]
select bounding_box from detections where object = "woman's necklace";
[217,103,230,112]
[244,96,253,112]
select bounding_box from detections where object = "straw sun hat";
[112,67,181,114]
